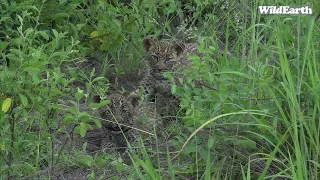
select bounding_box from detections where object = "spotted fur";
[131,38,199,122]
[91,91,163,159]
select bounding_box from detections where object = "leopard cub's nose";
[157,66,164,70]
[156,63,166,71]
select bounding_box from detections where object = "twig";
[195,80,218,91]
[55,124,77,165]
[7,111,20,180]
[0,150,9,166]
[240,97,273,101]
[315,13,320,22]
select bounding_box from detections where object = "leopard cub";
[89,91,163,155]
[131,37,199,122]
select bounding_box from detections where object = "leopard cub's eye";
[165,56,172,61]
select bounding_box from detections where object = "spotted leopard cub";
[89,91,163,156]
[92,92,137,131]
[140,38,197,97]
[132,38,199,121]
[88,92,139,153]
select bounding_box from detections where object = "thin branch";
[0,150,9,166]
[195,80,218,91]
[240,97,273,101]
[55,124,77,165]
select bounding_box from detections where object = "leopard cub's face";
[143,38,184,73]
[93,92,140,131]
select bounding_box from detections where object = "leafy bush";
[0,0,319,179]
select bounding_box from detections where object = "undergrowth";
[0,0,319,179]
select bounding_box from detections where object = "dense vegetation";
[0,0,319,179]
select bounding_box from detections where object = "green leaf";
[38,31,49,40]
[92,77,105,83]
[90,68,95,79]
[19,94,28,106]
[0,42,9,51]
[163,72,174,81]
[0,16,11,23]
[88,171,95,180]
[79,122,87,137]
[207,136,215,149]
[23,109,28,121]
[53,13,69,20]
[32,50,41,61]
[2,98,12,113]
[171,84,177,94]
[52,29,59,39]
[25,28,34,38]
[75,92,83,101]
[62,114,75,125]
[76,154,94,167]
[90,31,99,38]
[51,52,66,58]
[17,15,23,24]
[78,112,91,122]
[88,100,110,109]
[99,41,109,51]
[94,119,102,128]
[23,67,41,74]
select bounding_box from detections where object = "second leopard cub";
[132,37,199,121]
[89,91,163,154]
[140,38,198,97]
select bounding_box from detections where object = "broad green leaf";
[17,15,23,24]
[163,72,174,81]
[79,112,91,122]
[207,136,215,149]
[171,84,177,94]
[99,41,109,51]
[62,113,75,125]
[2,98,12,113]
[51,52,66,58]
[90,31,99,38]
[0,16,10,22]
[88,170,95,180]
[25,28,34,38]
[19,94,28,106]
[53,13,69,20]
[76,154,94,167]
[79,122,87,137]
[90,68,95,79]
[75,92,83,101]
[23,67,41,74]
[52,29,59,39]
[23,109,28,121]
[88,100,110,108]
[93,119,102,128]
[0,42,9,51]
[92,77,105,83]
[38,31,49,40]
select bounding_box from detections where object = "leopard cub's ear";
[92,95,102,103]
[172,43,185,57]
[143,38,156,53]
[127,92,141,110]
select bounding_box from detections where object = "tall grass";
[0,0,319,179]
[129,1,319,180]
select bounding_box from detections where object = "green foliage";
[0,0,319,179]
[0,1,97,178]
[165,5,319,179]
